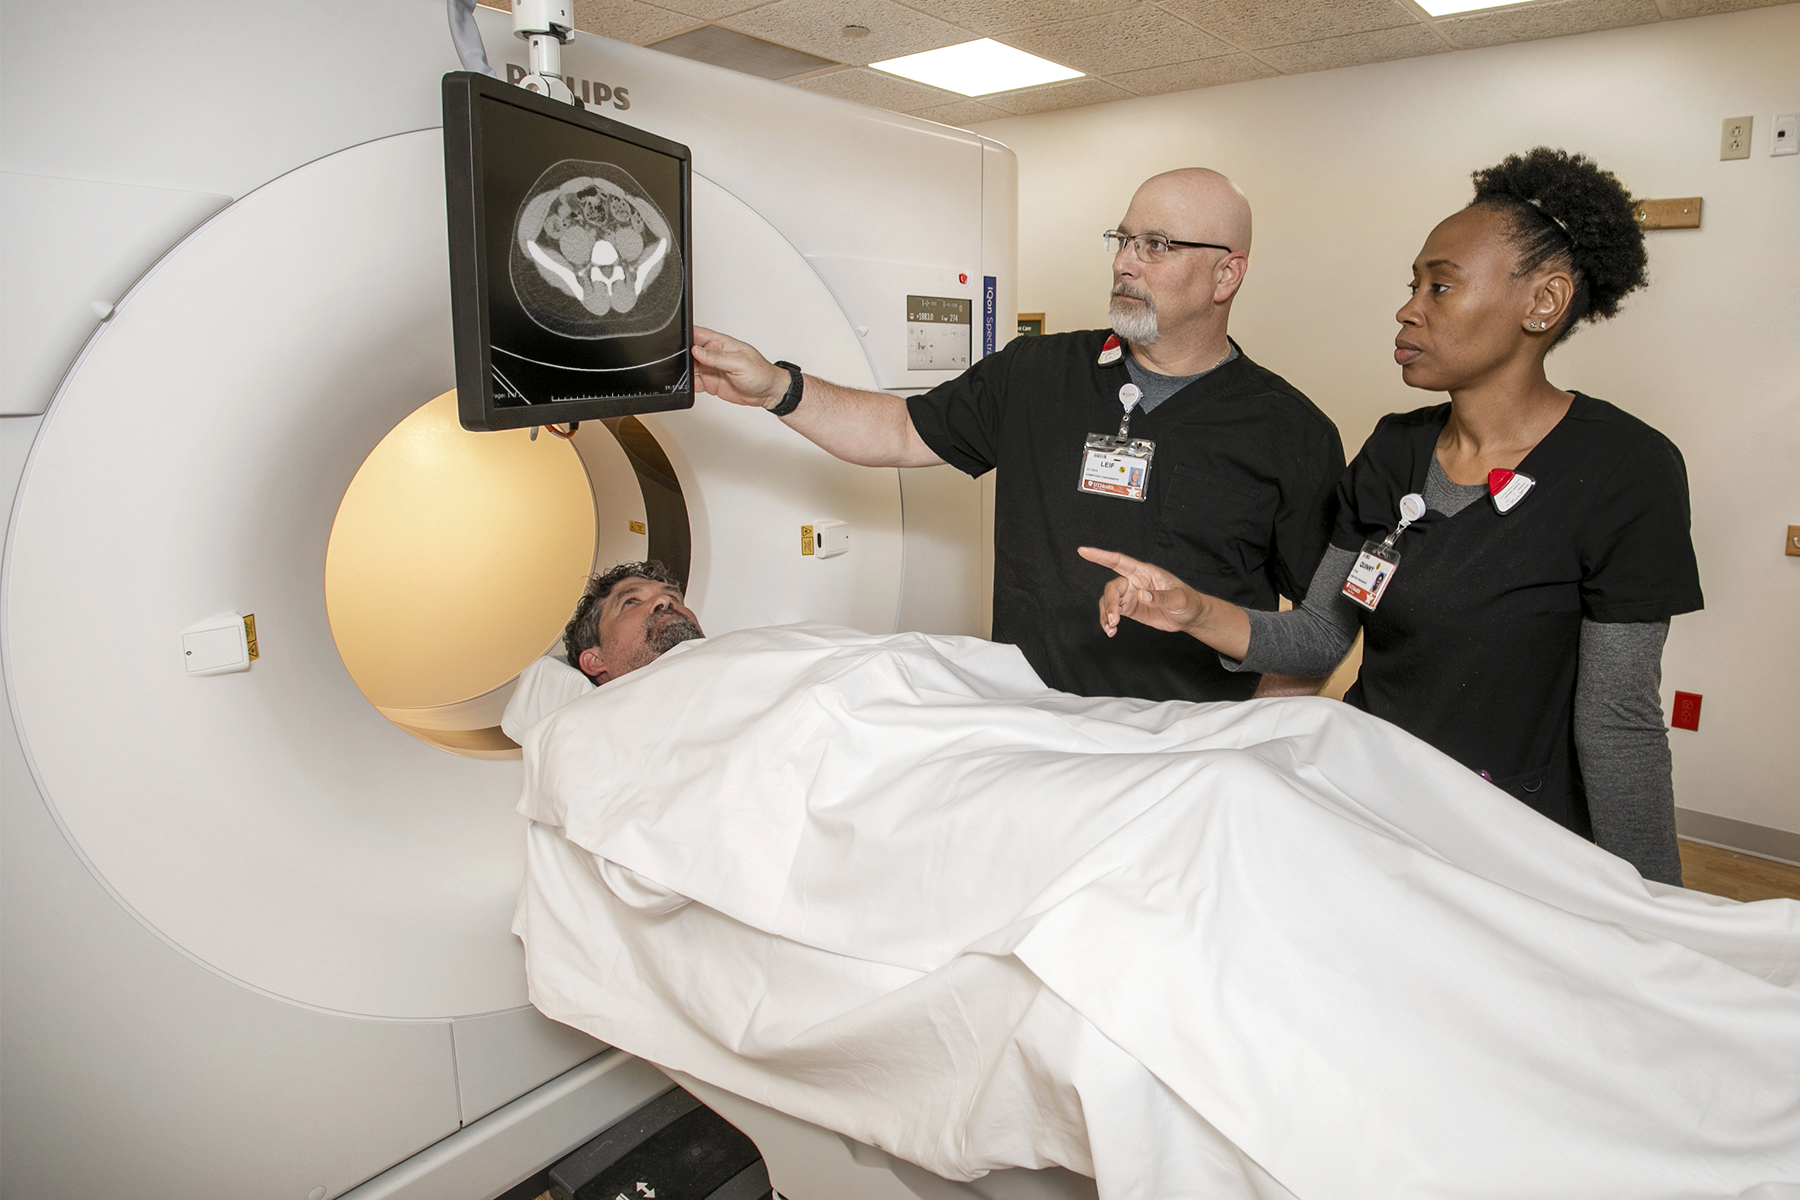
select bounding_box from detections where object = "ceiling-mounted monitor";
[444,71,693,431]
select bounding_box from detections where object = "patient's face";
[577,577,703,685]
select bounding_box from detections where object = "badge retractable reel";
[1343,492,1426,611]
[1078,382,1155,502]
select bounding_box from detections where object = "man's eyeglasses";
[1103,230,1232,262]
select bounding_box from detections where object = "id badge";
[1078,434,1155,502]
[1342,539,1401,611]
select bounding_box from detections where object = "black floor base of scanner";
[547,1086,772,1200]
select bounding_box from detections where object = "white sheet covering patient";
[511,624,1800,1200]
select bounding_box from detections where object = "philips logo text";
[507,63,631,110]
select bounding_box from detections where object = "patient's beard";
[1109,283,1159,345]
[644,612,703,657]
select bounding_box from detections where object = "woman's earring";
[1529,320,1544,329]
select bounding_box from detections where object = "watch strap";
[767,361,804,416]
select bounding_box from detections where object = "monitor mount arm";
[511,0,577,103]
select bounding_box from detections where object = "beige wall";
[972,5,1800,837]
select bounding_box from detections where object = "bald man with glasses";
[692,168,1343,704]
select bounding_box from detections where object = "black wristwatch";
[767,361,804,416]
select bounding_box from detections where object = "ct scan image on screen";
[447,75,693,430]
[511,161,680,339]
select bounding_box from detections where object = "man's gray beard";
[645,613,703,656]
[1109,286,1159,345]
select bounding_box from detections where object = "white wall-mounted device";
[181,611,255,676]
[812,521,850,558]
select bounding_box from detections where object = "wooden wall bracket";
[1633,197,1702,230]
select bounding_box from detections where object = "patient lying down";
[501,561,704,743]
[508,564,1800,1200]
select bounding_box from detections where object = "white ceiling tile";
[899,0,1143,36]
[570,0,704,44]
[908,99,1012,126]
[1000,8,1234,74]
[1436,0,1661,49]
[720,0,972,65]
[647,0,773,18]
[1107,52,1278,95]
[981,76,1136,114]
[1156,0,1422,50]
[1656,0,1794,16]
[1251,23,1450,73]
[790,66,961,108]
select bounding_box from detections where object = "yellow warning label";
[800,525,815,556]
[628,519,646,535]
[243,613,259,661]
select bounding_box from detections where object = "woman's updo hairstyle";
[1468,147,1648,346]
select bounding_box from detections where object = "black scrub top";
[1335,393,1703,835]
[908,330,1344,702]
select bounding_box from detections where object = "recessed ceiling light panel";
[1414,0,1532,15]
[870,39,1083,97]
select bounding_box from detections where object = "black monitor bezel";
[444,70,695,432]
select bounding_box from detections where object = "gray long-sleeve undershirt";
[1225,459,1681,885]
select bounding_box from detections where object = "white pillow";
[501,655,596,743]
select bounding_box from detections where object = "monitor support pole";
[512,0,576,104]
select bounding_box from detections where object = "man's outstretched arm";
[692,326,945,469]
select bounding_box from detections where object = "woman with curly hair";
[1081,147,1700,885]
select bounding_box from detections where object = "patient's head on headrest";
[562,560,703,686]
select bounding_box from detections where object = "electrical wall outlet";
[1721,116,1752,160]
[1774,113,1798,157]
[1671,691,1703,732]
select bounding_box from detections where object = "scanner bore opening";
[324,391,689,758]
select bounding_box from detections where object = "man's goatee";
[1109,284,1159,345]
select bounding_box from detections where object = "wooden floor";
[1678,838,1800,902]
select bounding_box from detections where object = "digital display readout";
[905,294,971,371]
[906,296,972,324]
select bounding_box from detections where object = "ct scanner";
[0,3,1027,1197]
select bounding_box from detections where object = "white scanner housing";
[0,4,1017,1197]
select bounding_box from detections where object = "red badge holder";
[1489,468,1535,514]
